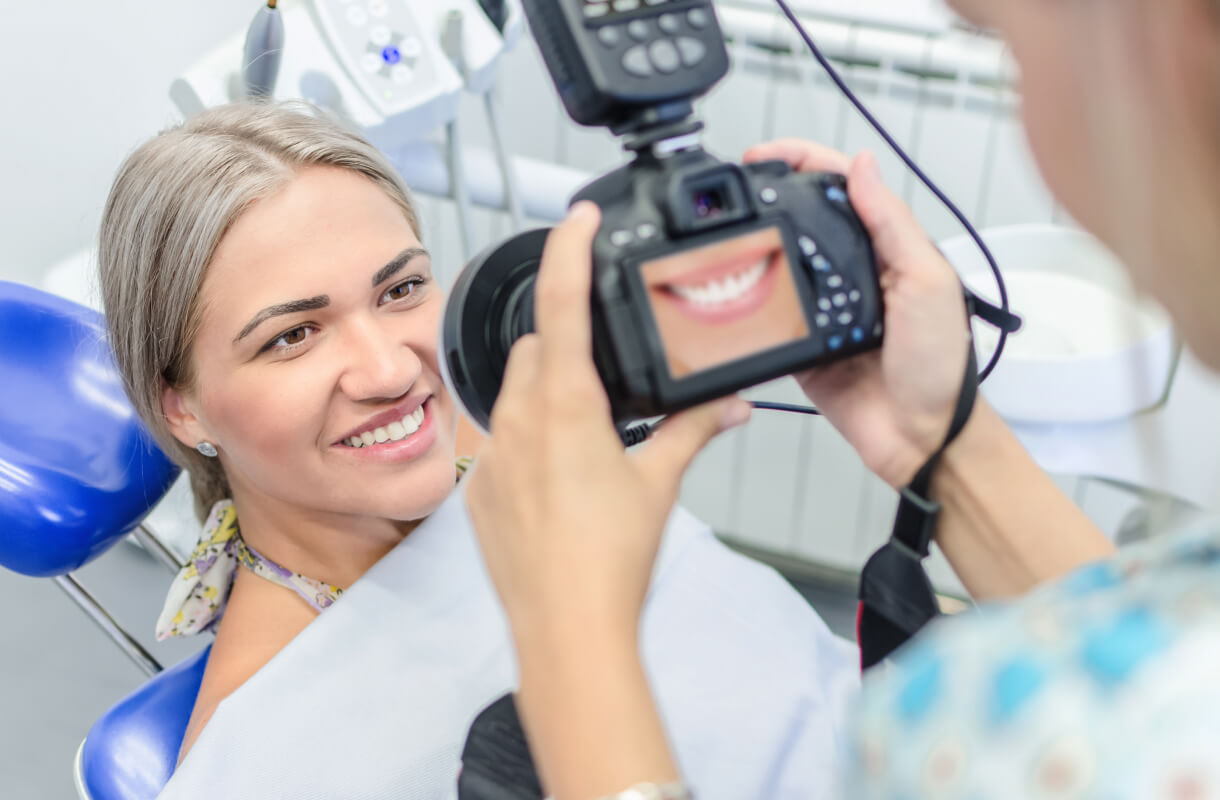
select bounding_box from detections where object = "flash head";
[522,0,731,136]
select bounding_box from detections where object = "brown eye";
[263,325,315,353]
[380,276,427,305]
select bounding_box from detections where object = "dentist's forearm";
[931,399,1115,601]
[516,619,681,800]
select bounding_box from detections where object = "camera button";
[759,187,779,205]
[361,53,383,73]
[849,289,861,303]
[817,297,832,311]
[815,313,831,328]
[837,311,854,325]
[826,185,849,204]
[827,274,843,289]
[628,19,651,41]
[676,36,706,67]
[615,0,641,11]
[828,334,845,351]
[584,2,610,18]
[659,13,681,34]
[798,235,817,256]
[597,25,621,47]
[390,63,414,84]
[811,255,831,272]
[851,327,866,343]
[610,229,634,247]
[400,37,423,58]
[687,8,710,28]
[649,40,681,73]
[369,25,392,46]
[832,292,848,307]
[636,222,658,239]
[622,46,654,77]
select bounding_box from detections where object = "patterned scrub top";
[844,517,1220,799]
[156,458,471,640]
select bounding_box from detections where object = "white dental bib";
[157,485,858,799]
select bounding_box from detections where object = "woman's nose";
[337,317,423,402]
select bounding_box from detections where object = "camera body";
[574,148,882,419]
[441,0,884,429]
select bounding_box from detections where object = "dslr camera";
[442,0,883,428]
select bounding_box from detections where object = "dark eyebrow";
[234,296,329,344]
[233,247,429,345]
[373,246,430,287]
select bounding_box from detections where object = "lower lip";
[333,398,439,464]
[662,255,781,325]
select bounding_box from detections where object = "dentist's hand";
[744,140,972,488]
[464,201,752,643]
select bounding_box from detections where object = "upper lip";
[333,394,429,444]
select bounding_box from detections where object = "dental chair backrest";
[0,280,178,576]
[0,280,205,799]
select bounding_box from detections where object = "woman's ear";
[161,381,214,452]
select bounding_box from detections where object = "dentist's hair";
[98,102,420,521]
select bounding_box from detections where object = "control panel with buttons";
[793,179,881,351]
[312,0,456,118]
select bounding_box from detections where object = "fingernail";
[858,151,881,182]
[567,201,600,222]
[719,397,752,431]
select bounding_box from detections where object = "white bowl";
[938,224,1176,424]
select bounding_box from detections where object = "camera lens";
[693,186,727,219]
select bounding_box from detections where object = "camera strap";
[856,288,1011,670]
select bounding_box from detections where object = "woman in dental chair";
[99,102,855,799]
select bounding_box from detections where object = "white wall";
[0,1,259,287]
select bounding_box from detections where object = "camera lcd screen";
[640,227,810,379]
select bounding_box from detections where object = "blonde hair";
[99,102,420,522]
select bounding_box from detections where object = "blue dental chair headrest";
[0,280,179,577]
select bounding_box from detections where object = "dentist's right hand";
[747,140,1113,603]
[745,141,974,489]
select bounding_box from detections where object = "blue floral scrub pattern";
[845,518,1220,799]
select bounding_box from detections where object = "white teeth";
[343,403,429,447]
[671,261,768,308]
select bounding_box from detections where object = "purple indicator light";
[381,45,401,64]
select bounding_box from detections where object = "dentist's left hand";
[464,201,752,644]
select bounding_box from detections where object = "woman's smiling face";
[164,165,459,523]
